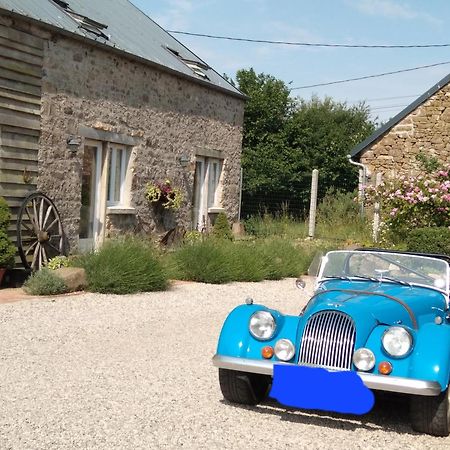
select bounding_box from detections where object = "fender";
[216,304,301,361]
[409,322,450,391]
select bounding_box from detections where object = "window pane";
[114,149,123,202]
[107,147,130,205]
[107,150,113,202]
[207,161,221,207]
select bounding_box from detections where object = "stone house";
[351,73,450,179]
[0,0,245,256]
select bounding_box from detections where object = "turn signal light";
[262,346,274,359]
[378,361,393,375]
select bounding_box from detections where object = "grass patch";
[74,238,168,294]
[244,214,308,239]
[23,268,68,296]
[244,190,372,245]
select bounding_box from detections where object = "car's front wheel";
[219,368,271,405]
[410,387,450,436]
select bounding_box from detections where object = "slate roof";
[351,72,450,158]
[0,0,243,98]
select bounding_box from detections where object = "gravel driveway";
[1,278,449,449]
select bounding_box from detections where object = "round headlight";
[249,311,276,340]
[274,339,295,361]
[353,348,375,371]
[382,326,412,357]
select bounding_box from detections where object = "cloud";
[153,0,195,30]
[349,0,442,26]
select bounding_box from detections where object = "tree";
[285,96,375,202]
[236,69,375,217]
[236,68,292,149]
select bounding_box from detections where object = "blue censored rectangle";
[270,364,374,415]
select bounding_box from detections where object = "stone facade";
[359,83,450,179]
[18,24,245,250]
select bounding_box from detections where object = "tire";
[219,369,271,405]
[410,388,450,436]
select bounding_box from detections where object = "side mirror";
[295,278,306,289]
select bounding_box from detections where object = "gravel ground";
[1,278,449,449]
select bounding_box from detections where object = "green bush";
[0,196,11,231]
[47,255,70,270]
[0,229,16,268]
[172,237,318,284]
[226,242,267,282]
[23,268,68,296]
[406,227,450,255]
[0,197,15,269]
[212,212,233,240]
[316,189,370,242]
[75,239,168,294]
[173,239,233,283]
[255,238,310,279]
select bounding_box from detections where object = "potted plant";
[0,196,15,286]
[145,179,183,210]
[145,179,184,232]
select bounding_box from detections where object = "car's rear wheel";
[410,388,450,436]
[219,369,271,405]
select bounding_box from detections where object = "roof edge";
[124,0,245,99]
[0,7,246,101]
[350,71,450,159]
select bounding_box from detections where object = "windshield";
[318,250,450,295]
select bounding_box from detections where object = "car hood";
[302,281,447,337]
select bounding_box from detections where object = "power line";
[348,94,419,103]
[370,104,409,111]
[290,61,450,89]
[167,30,450,49]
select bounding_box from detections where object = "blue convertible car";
[213,249,450,436]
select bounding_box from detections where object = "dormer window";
[166,46,210,80]
[51,0,109,40]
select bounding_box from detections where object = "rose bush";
[366,166,450,243]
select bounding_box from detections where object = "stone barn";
[0,0,245,259]
[351,73,450,179]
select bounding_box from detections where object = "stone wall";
[360,83,450,180]
[35,31,244,249]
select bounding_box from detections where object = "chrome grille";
[299,311,356,370]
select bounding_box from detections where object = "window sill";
[106,206,136,215]
[208,207,225,214]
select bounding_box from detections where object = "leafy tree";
[236,68,292,149]
[236,69,375,216]
[285,96,375,204]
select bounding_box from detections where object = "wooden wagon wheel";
[16,192,66,271]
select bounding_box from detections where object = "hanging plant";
[145,179,183,209]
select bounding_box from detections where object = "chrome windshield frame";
[316,250,450,307]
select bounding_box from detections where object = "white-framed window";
[193,156,223,230]
[107,144,131,206]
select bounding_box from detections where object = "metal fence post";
[373,172,382,242]
[308,169,319,239]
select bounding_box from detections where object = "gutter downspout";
[347,155,369,218]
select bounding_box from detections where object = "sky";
[129,0,450,123]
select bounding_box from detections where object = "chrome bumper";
[212,355,442,396]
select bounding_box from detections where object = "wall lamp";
[178,154,190,168]
[67,136,82,154]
